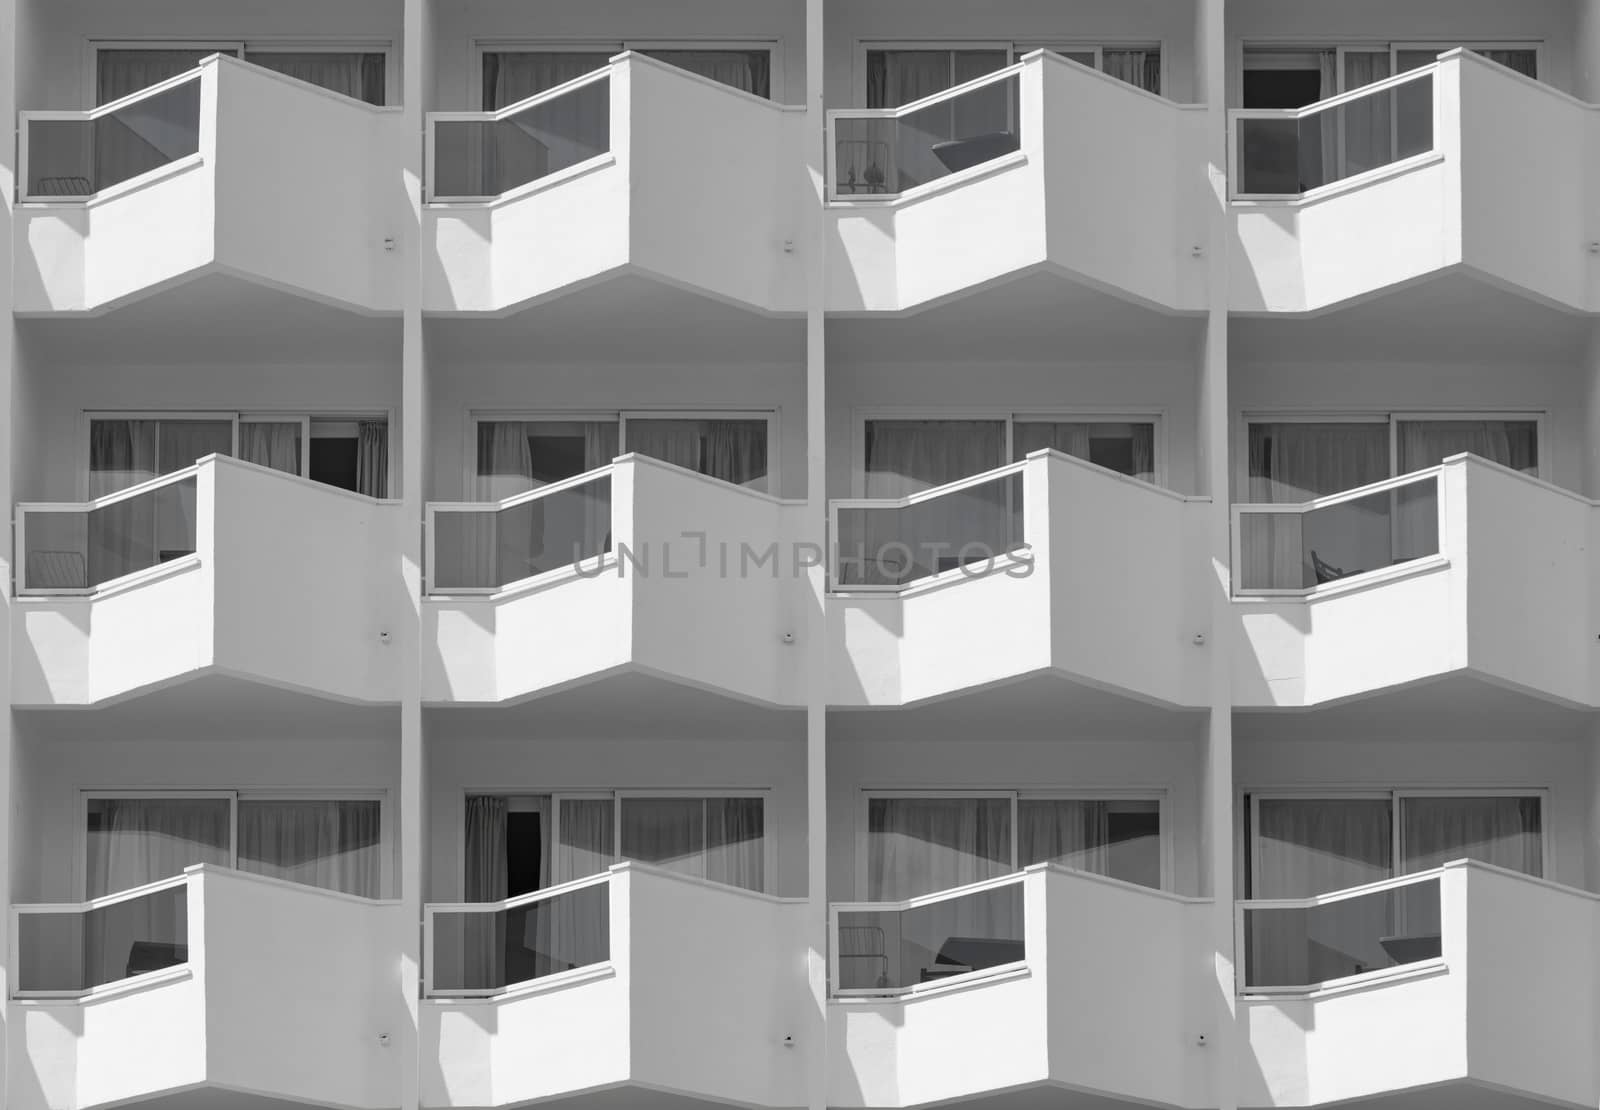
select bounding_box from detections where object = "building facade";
[1,0,1599,1109]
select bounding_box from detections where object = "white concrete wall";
[826,734,1206,902]
[424,735,807,901]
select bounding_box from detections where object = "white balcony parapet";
[15,53,406,314]
[1238,860,1600,1108]
[1231,466,1445,597]
[421,861,807,1109]
[9,864,405,1110]
[1228,63,1439,201]
[424,453,805,705]
[828,450,1210,707]
[12,454,406,705]
[828,864,1212,1110]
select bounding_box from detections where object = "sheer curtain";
[356,421,389,498]
[239,421,302,476]
[626,418,769,488]
[1395,420,1536,474]
[644,50,770,97]
[620,797,704,876]
[1342,51,1393,177]
[1018,799,1110,875]
[89,419,159,496]
[706,798,765,890]
[481,51,611,194]
[1253,798,1393,986]
[556,798,614,882]
[1101,50,1162,94]
[1401,796,1541,875]
[97,49,216,104]
[245,52,386,104]
[236,799,381,897]
[1245,422,1389,589]
[462,796,509,989]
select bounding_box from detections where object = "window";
[863,44,1162,107]
[480,44,773,109]
[87,413,391,498]
[473,413,773,495]
[1244,415,1540,504]
[864,792,1164,900]
[85,793,385,898]
[1012,420,1157,482]
[463,791,768,898]
[94,43,389,106]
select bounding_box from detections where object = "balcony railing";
[829,63,1023,200]
[830,873,1026,996]
[16,466,202,595]
[427,67,612,201]
[831,462,1027,591]
[1232,468,1443,595]
[426,467,613,594]
[1238,868,1445,993]
[424,872,612,997]
[13,874,190,998]
[20,68,204,202]
[1231,64,1436,199]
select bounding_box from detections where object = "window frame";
[85,38,398,108]
[852,407,1167,497]
[76,787,393,901]
[854,39,1169,106]
[854,788,1170,900]
[466,409,780,496]
[462,787,776,896]
[1234,409,1549,501]
[471,38,783,109]
[80,408,398,501]
[1234,38,1544,107]
[1244,787,1550,899]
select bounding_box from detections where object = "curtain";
[94,50,213,194]
[1013,421,1156,482]
[620,797,705,877]
[480,52,611,195]
[706,798,765,890]
[85,797,230,990]
[471,421,533,590]
[557,798,614,882]
[623,420,702,471]
[246,51,385,105]
[1101,50,1162,94]
[867,50,959,110]
[1342,51,1393,177]
[1252,798,1393,987]
[1396,420,1536,474]
[89,419,159,496]
[236,799,381,897]
[355,421,389,498]
[461,796,508,990]
[1018,799,1110,875]
[626,418,769,488]
[87,419,225,585]
[1401,796,1541,875]
[865,50,1008,191]
[644,50,770,97]
[1244,422,1389,590]
[97,49,215,104]
[239,421,302,476]
[1478,49,1537,77]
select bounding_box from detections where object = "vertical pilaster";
[0,0,16,1097]
[802,0,829,1108]
[1195,0,1238,1107]
[400,0,433,1108]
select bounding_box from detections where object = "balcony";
[1231,454,1597,708]
[423,453,805,705]
[12,455,406,706]
[9,865,404,1110]
[1238,861,1600,1107]
[828,450,1209,708]
[424,52,805,315]
[826,50,1208,314]
[1230,50,1600,313]
[15,54,405,315]
[421,862,806,1108]
[828,866,1211,1109]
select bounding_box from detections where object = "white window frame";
[855,788,1171,900]
[472,39,782,110]
[1244,787,1551,899]
[1233,409,1549,499]
[463,788,776,897]
[76,788,393,900]
[855,40,1168,106]
[1390,40,1541,81]
[85,38,398,108]
[1235,38,1543,107]
[852,408,1168,497]
[466,409,780,495]
[81,409,398,500]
